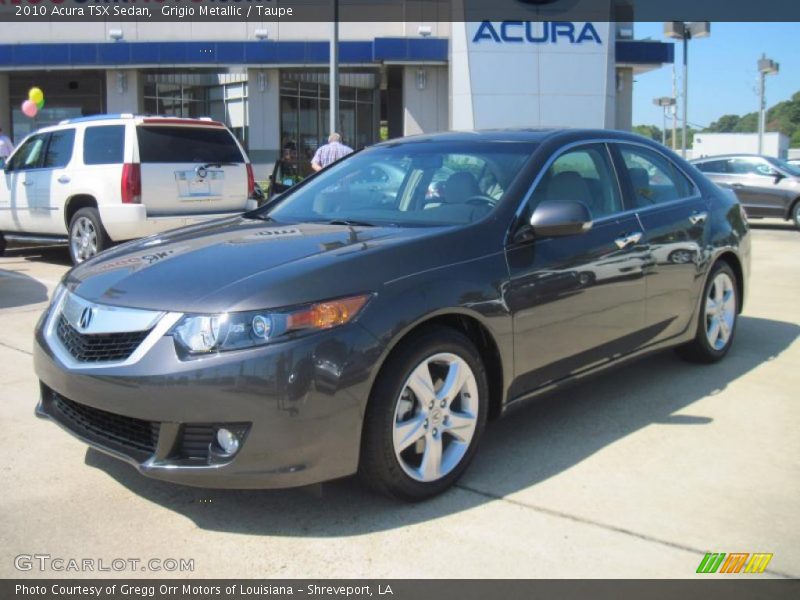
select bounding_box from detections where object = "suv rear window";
[84,125,125,165]
[136,126,243,164]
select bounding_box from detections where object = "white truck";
[0,114,258,264]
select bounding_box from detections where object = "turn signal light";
[287,295,371,330]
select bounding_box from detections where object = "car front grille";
[56,314,150,363]
[50,392,160,456]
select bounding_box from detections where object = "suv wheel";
[677,261,739,363]
[792,200,800,231]
[0,231,6,256]
[69,208,110,265]
[360,326,488,501]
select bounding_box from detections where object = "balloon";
[36,99,45,110]
[22,100,38,118]
[28,87,44,105]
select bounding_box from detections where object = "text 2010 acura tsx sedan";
[33,129,750,501]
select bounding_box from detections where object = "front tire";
[69,208,110,265]
[791,200,800,231]
[359,326,489,501]
[0,231,6,256]
[677,261,739,363]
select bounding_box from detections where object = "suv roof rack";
[58,114,133,125]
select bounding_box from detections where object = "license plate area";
[175,169,224,199]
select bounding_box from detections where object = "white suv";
[0,114,258,264]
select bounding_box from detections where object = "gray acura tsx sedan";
[33,129,750,501]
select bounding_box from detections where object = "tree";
[706,114,740,133]
[632,125,662,141]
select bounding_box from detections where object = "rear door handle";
[614,232,642,249]
[22,180,34,186]
[57,175,71,184]
[689,211,708,225]
[732,183,744,188]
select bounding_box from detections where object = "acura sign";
[472,21,602,44]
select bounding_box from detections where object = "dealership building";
[0,20,673,178]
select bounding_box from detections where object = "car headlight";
[171,294,371,355]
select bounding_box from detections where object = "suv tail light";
[121,163,141,204]
[246,163,256,199]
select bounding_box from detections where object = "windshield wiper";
[326,219,376,227]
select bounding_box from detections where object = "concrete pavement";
[0,224,797,579]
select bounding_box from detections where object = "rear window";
[136,126,243,164]
[84,125,125,165]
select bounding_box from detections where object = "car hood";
[66,217,446,313]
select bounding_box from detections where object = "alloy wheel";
[392,353,479,483]
[704,272,736,350]
[71,216,98,263]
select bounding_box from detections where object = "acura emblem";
[79,307,94,330]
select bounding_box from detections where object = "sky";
[631,22,800,129]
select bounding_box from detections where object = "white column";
[403,65,449,136]
[105,70,143,114]
[246,68,280,180]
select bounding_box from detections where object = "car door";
[27,128,76,234]
[725,157,787,218]
[504,143,647,397]
[0,133,48,232]
[613,143,708,344]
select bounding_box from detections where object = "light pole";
[757,54,779,155]
[654,97,676,146]
[664,22,710,158]
[329,0,339,138]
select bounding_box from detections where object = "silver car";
[692,155,800,229]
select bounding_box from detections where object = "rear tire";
[69,208,110,265]
[677,261,739,364]
[0,231,6,256]
[359,326,489,501]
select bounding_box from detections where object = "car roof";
[371,128,656,147]
[691,154,775,162]
[54,114,224,127]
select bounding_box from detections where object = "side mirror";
[774,171,785,183]
[529,200,593,237]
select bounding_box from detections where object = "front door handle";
[689,211,708,225]
[57,175,71,184]
[732,183,744,188]
[614,232,643,249]
[22,180,34,186]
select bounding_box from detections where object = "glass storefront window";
[279,70,378,178]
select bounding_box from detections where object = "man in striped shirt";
[311,132,353,172]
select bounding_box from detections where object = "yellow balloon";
[29,87,44,105]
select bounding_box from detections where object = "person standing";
[310,132,353,172]
[0,127,14,163]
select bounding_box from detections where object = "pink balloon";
[22,100,38,118]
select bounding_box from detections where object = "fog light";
[216,428,240,455]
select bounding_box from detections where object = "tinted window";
[619,145,694,208]
[136,126,243,163]
[84,125,125,165]
[529,144,622,219]
[728,157,776,177]
[42,129,75,169]
[6,135,46,171]
[267,141,536,226]
[696,159,728,173]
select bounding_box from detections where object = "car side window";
[528,144,622,220]
[83,125,125,165]
[6,135,47,172]
[696,159,728,174]
[619,145,695,208]
[727,158,776,177]
[42,129,75,169]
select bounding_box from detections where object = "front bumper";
[33,314,383,489]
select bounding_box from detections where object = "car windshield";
[768,157,800,177]
[265,141,537,227]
